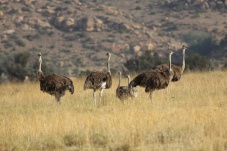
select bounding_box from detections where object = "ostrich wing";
[40,74,74,94]
[152,64,181,82]
[116,86,130,100]
[84,71,112,90]
[129,70,170,92]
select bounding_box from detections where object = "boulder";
[112,43,130,53]
[3,29,15,34]
[98,5,119,15]
[37,19,51,28]
[15,16,24,24]
[121,24,132,31]
[133,45,141,53]
[54,16,65,28]
[0,0,7,4]
[0,11,3,18]
[79,17,105,32]
[62,18,75,31]
[145,43,155,51]
[85,18,95,31]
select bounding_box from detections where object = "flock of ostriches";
[37,45,188,106]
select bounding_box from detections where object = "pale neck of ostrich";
[127,76,130,88]
[181,48,186,74]
[38,56,42,72]
[107,55,111,74]
[37,55,45,81]
[118,73,121,87]
[169,52,172,73]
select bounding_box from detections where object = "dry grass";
[0,71,227,150]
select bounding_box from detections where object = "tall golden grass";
[0,71,227,150]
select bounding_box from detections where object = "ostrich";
[116,72,138,101]
[127,75,139,98]
[129,51,174,101]
[84,53,112,106]
[153,45,188,82]
[37,53,74,103]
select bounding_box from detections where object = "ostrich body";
[153,45,187,82]
[84,53,112,106]
[129,51,174,101]
[128,75,139,98]
[116,72,138,101]
[37,53,74,103]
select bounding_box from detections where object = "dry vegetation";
[0,71,227,150]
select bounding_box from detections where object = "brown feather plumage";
[37,54,74,102]
[83,53,112,106]
[84,71,112,90]
[152,45,187,82]
[153,64,182,82]
[129,70,170,93]
[129,51,174,101]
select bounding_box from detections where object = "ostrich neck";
[38,56,45,81]
[107,56,111,74]
[127,77,130,88]
[38,57,42,72]
[169,53,172,73]
[118,74,121,87]
[181,49,185,74]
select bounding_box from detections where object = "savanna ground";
[0,71,227,151]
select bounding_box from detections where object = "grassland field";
[0,71,227,151]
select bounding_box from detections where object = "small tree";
[186,54,212,71]
[124,51,167,73]
[183,31,217,55]
[220,34,227,47]
[4,51,30,81]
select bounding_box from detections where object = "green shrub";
[124,51,166,72]
[2,40,13,49]
[3,52,30,81]
[15,39,26,47]
[220,34,227,47]
[186,54,212,71]
[183,31,217,55]
[24,34,40,41]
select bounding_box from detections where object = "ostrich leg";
[99,88,104,106]
[149,90,154,102]
[93,90,97,106]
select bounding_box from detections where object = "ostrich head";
[169,50,174,56]
[106,52,111,57]
[182,45,188,49]
[118,71,121,75]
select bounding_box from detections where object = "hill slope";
[0,0,227,77]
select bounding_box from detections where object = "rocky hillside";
[0,0,227,77]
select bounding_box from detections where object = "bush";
[219,34,227,47]
[183,31,217,55]
[0,51,56,82]
[124,51,166,73]
[15,39,26,47]
[186,54,212,71]
[14,51,30,66]
[4,52,30,81]
[221,62,227,71]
